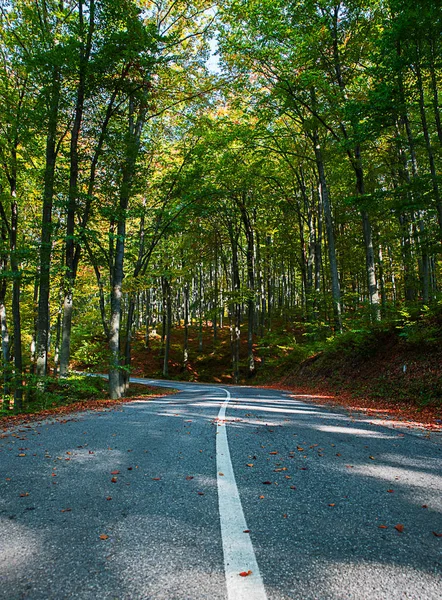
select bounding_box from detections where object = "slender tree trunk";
[0,276,10,399]
[144,289,151,350]
[59,0,95,377]
[183,283,189,369]
[238,196,255,377]
[36,66,61,380]
[312,131,342,331]
[198,265,203,351]
[429,39,442,146]
[10,183,22,406]
[415,46,442,236]
[108,91,147,398]
[163,278,171,377]
[108,215,125,399]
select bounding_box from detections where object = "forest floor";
[106,320,442,432]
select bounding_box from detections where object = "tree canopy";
[0,0,441,403]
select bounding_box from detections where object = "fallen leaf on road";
[111,470,120,475]
[328,503,335,507]
[432,532,442,537]
[394,524,404,533]
[152,477,161,481]
[369,456,375,460]
[185,476,194,480]
[269,451,278,455]
[106,497,112,501]
[99,534,109,540]
[422,505,428,508]
[243,530,250,533]
[219,472,224,476]
[239,571,252,577]
[283,514,288,518]
[290,486,296,489]
[19,493,29,497]
[60,508,72,513]
[259,495,265,499]
[387,489,394,493]
[197,491,204,495]
[262,481,272,485]
[111,477,117,483]
[378,525,388,529]
[18,453,26,457]
[246,464,254,467]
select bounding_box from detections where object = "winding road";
[0,379,441,599]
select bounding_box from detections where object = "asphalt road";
[0,379,441,600]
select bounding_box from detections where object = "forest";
[0,0,441,414]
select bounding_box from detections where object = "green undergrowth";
[0,375,161,418]
[272,304,442,411]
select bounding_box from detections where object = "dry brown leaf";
[378,525,388,529]
[219,472,224,476]
[432,532,442,537]
[262,481,272,485]
[269,451,278,455]
[99,534,109,540]
[246,463,254,467]
[239,570,252,577]
[110,470,120,475]
[387,489,394,493]
[111,477,117,483]
[185,476,194,480]
[259,495,265,499]
[394,524,404,533]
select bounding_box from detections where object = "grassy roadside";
[0,376,177,430]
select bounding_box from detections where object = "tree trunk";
[108,96,147,399]
[238,196,255,378]
[312,131,342,331]
[59,0,95,377]
[108,214,125,399]
[163,278,171,377]
[36,65,61,380]
[183,283,189,369]
[415,45,442,236]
